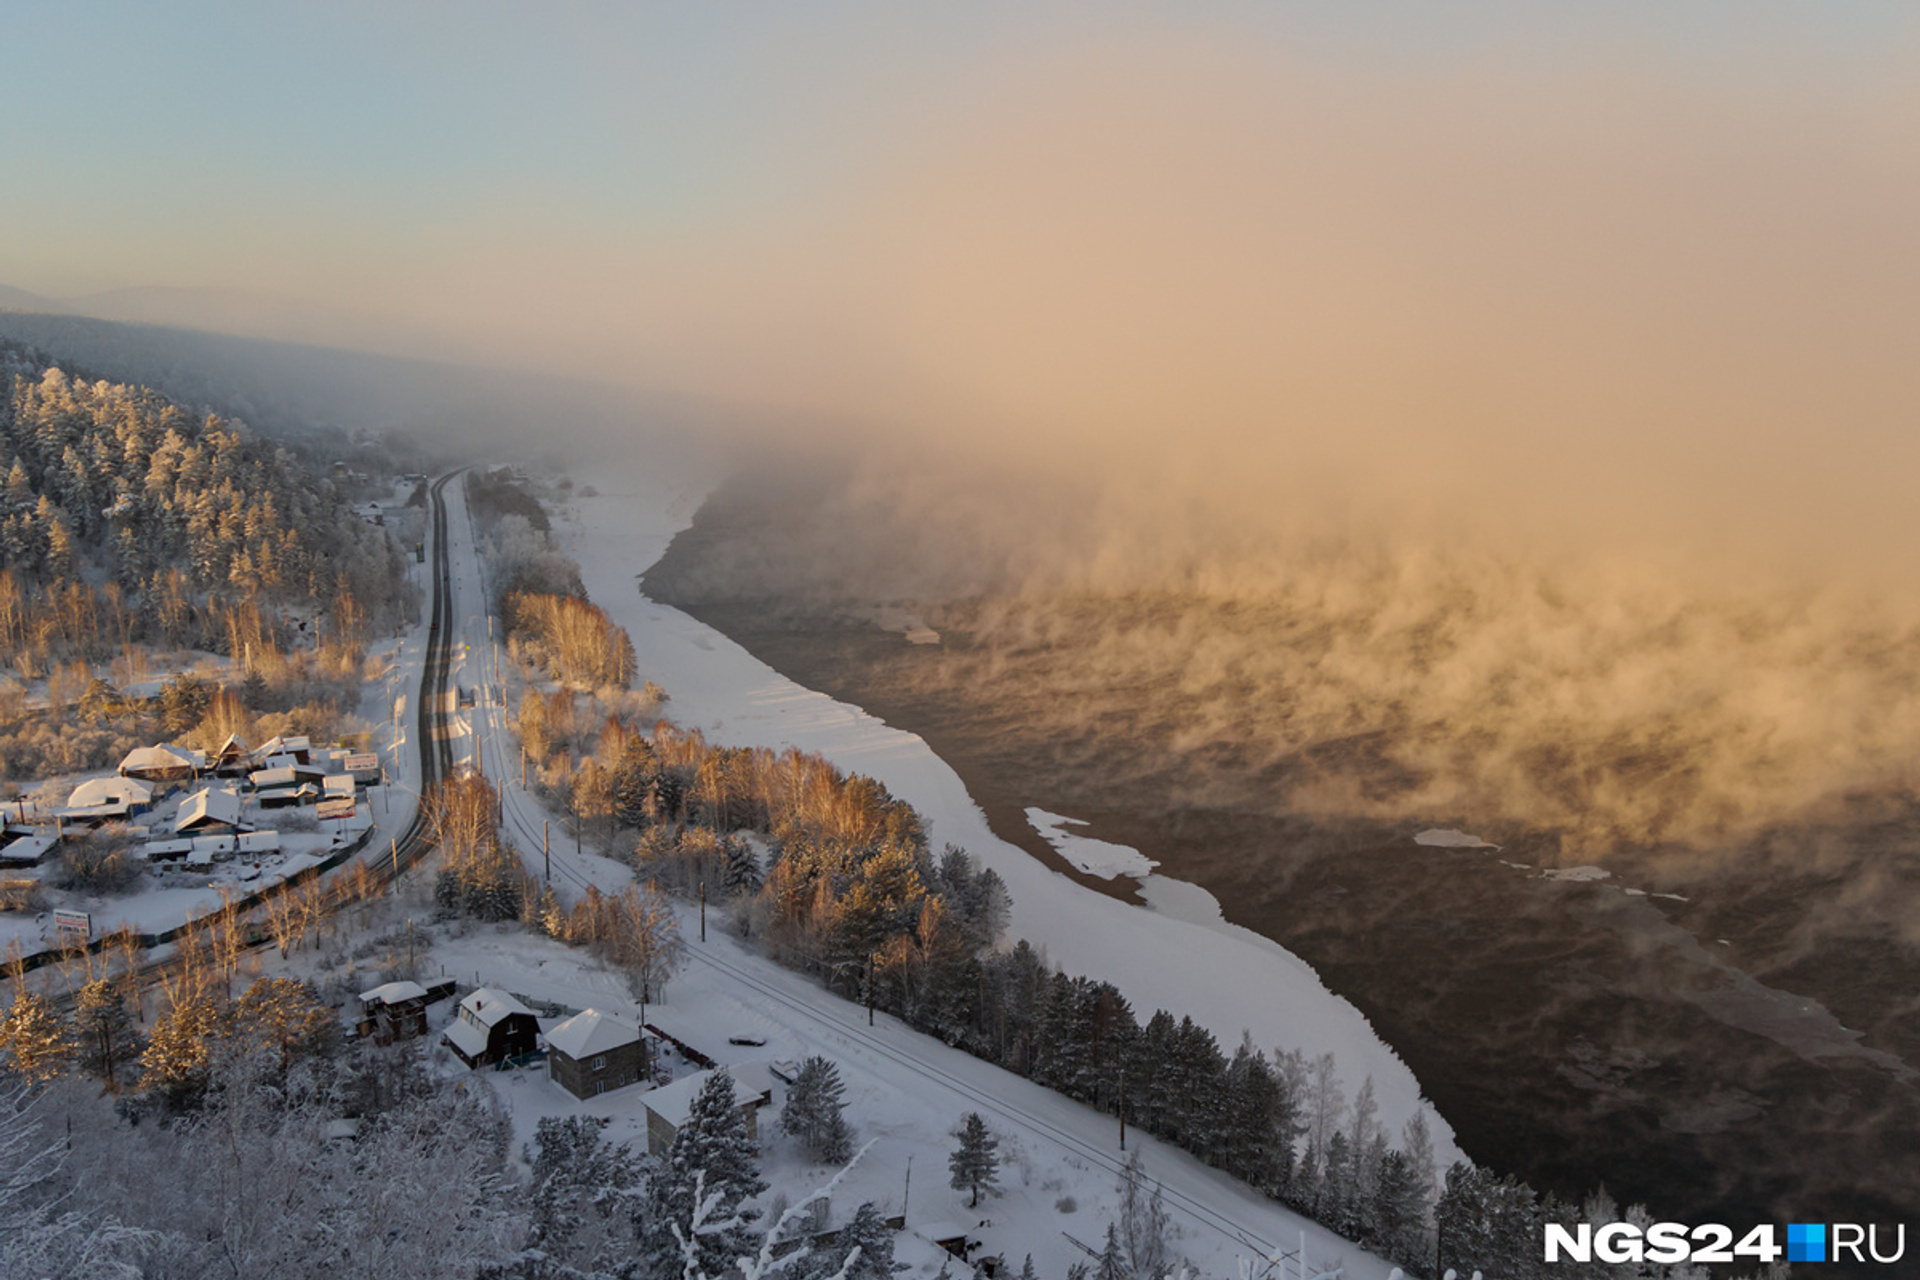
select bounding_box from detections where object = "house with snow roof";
[642,1063,778,1155]
[174,786,247,835]
[208,733,253,777]
[61,776,154,825]
[117,743,205,783]
[442,988,540,1068]
[357,980,430,1044]
[546,1008,647,1099]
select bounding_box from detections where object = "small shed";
[322,773,356,801]
[175,786,246,834]
[257,784,320,809]
[546,1008,646,1099]
[142,837,194,863]
[0,831,59,866]
[643,1066,773,1156]
[358,980,430,1044]
[443,988,540,1068]
[118,744,205,782]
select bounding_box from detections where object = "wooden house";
[174,786,246,835]
[442,987,540,1068]
[546,1009,647,1099]
[642,1063,777,1156]
[357,981,430,1044]
[117,744,205,783]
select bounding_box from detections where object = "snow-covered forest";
[0,343,412,673]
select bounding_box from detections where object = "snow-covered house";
[209,733,253,778]
[0,830,59,866]
[257,783,320,810]
[545,1008,646,1099]
[118,743,205,783]
[357,981,430,1044]
[322,773,356,802]
[442,988,540,1069]
[174,786,246,835]
[642,1065,775,1155]
[61,776,154,825]
[253,735,312,766]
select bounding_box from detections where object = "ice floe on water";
[1025,807,1159,879]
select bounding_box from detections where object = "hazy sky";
[6,4,1920,575]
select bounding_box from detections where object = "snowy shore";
[554,462,1463,1172]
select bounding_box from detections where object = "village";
[0,732,380,947]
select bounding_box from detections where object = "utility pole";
[866,953,875,1027]
[903,1155,912,1219]
[699,880,706,942]
[1118,1064,1127,1150]
[391,837,398,890]
[543,821,550,885]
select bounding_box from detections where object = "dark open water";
[642,508,1920,1278]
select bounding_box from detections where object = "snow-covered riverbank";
[553,463,1462,1172]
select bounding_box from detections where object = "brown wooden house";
[545,1008,646,1100]
[442,987,540,1068]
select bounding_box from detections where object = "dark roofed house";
[546,1008,646,1100]
[442,988,540,1068]
[358,980,429,1044]
[210,733,253,777]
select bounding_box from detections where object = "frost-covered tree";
[74,980,133,1083]
[1115,1150,1170,1280]
[0,1082,150,1279]
[0,991,72,1083]
[527,1115,647,1273]
[640,1070,768,1277]
[781,1055,854,1164]
[947,1111,1000,1207]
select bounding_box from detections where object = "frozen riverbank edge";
[558,468,1463,1170]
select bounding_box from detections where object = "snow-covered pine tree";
[640,1070,768,1277]
[780,1055,854,1164]
[1095,1222,1128,1280]
[1115,1150,1170,1280]
[1367,1148,1425,1272]
[800,1202,897,1280]
[0,992,72,1083]
[528,1114,646,1273]
[947,1111,1000,1207]
[74,979,132,1083]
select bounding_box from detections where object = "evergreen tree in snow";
[798,1202,898,1280]
[1115,1150,1170,1280]
[74,979,133,1083]
[640,1070,768,1278]
[780,1055,854,1164]
[0,992,72,1084]
[947,1111,1000,1207]
[1367,1148,1426,1272]
[1094,1222,1130,1280]
[528,1115,646,1274]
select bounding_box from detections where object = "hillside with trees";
[0,341,416,782]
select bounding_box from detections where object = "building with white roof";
[546,1008,646,1100]
[117,743,205,782]
[174,786,246,835]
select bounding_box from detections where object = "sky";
[5,3,1920,577]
